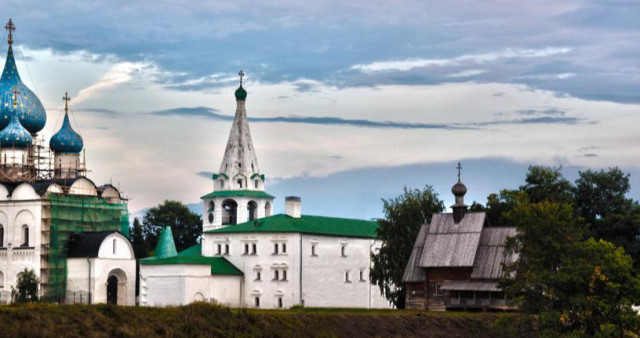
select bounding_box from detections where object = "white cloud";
[446,69,488,78]
[350,47,572,73]
[73,61,151,104]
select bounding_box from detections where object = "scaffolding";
[40,194,129,303]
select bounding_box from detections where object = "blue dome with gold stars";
[0,109,32,149]
[0,24,47,134]
[50,110,83,154]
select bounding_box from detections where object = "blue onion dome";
[0,109,32,149]
[0,46,47,134]
[50,111,83,154]
[235,84,247,101]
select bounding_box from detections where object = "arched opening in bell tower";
[222,199,238,225]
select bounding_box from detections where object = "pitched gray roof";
[418,212,486,267]
[470,227,517,279]
[402,222,430,282]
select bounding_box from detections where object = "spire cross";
[238,70,245,86]
[5,19,15,46]
[63,92,71,114]
[456,162,462,182]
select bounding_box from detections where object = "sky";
[2,0,640,220]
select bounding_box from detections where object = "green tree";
[553,239,640,336]
[484,190,522,227]
[11,268,39,303]
[371,186,444,308]
[520,165,573,204]
[500,197,585,313]
[142,200,202,253]
[130,217,149,259]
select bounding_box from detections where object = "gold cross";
[63,92,71,114]
[5,19,15,45]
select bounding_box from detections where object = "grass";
[0,303,539,337]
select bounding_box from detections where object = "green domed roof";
[235,85,247,101]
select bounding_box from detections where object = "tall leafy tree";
[11,268,39,303]
[520,165,573,204]
[371,186,444,308]
[130,217,149,259]
[142,200,202,253]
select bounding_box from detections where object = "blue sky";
[3,0,640,219]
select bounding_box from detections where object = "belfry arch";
[222,199,238,225]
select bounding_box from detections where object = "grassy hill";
[0,303,537,337]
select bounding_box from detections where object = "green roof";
[201,190,275,199]
[205,214,379,238]
[154,227,178,258]
[140,244,243,276]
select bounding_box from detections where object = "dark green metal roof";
[205,214,379,238]
[140,244,243,276]
[201,190,275,199]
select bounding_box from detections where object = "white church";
[139,73,391,309]
[0,19,135,305]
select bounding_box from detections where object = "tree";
[11,268,39,303]
[500,197,585,313]
[130,217,149,259]
[520,165,573,204]
[370,186,444,308]
[142,200,202,253]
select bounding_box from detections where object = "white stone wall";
[66,234,136,306]
[202,232,391,309]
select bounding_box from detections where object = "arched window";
[22,225,29,247]
[265,202,272,217]
[247,201,258,221]
[222,199,238,225]
[208,201,215,211]
[0,225,4,247]
[113,238,117,255]
[0,271,4,289]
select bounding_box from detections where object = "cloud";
[151,107,225,119]
[350,47,572,73]
[196,171,214,179]
[516,109,566,116]
[446,69,488,78]
[74,62,151,104]
[76,107,120,118]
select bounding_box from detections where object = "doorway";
[107,275,118,305]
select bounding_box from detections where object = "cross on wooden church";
[238,70,244,85]
[457,162,462,182]
[5,19,15,45]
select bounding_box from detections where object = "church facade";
[139,74,390,309]
[0,19,135,305]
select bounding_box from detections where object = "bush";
[11,268,39,303]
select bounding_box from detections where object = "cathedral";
[139,73,391,309]
[0,20,135,305]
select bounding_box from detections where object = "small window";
[224,244,229,255]
[113,239,117,255]
[273,243,279,255]
[359,269,365,282]
[238,162,242,168]
[0,225,4,247]
[255,297,260,307]
[277,297,283,308]
[251,243,257,255]
[22,225,29,247]
[341,246,346,257]
[281,270,287,281]
[254,180,259,189]
[219,180,225,188]
[217,244,222,255]
[435,284,444,295]
[255,271,261,281]
[208,213,214,223]
[244,243,249,255]
[282,243,287,254]
[237,179,243,188]
[345,271,351,283]
[273,270,279,281]
[311,245,317,256]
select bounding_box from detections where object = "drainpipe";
[87,256,91,304]
[368,240,375,309]
[299,234,303,306]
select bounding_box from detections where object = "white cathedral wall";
[0,198,43,302]
[209,275,242,307]
[139,264,212,306]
